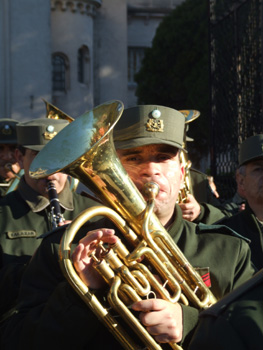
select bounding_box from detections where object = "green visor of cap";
[113,105,186,151]
[238,134,263,166]
[17,118,69,151]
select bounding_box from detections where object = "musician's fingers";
[78,228,117,246]
[132,298,167,312]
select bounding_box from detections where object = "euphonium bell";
[29,100,216,350]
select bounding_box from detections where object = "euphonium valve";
[29,100,216,350]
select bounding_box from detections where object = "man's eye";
[157,154,171,161]
[126,156,139,162]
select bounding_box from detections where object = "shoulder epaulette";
[196,222,251,243]
[199,270,263,318]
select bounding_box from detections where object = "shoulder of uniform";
[0,190,20,207]
[196,222,251,243]
[199,270,263,318]
[38,224,69,239]
[73,191,101,206]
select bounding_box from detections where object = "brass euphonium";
[30,101,216,350]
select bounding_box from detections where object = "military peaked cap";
[114,105,185,150]
[0,119,19,144]
[17,118,69,151]
[239,134,263,166]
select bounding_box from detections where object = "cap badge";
[1,124,12,135]
[146,109,164,132]
[43,125,57,140]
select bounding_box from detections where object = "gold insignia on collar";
[146,118,164,132]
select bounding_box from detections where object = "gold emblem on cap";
[146,109,164,132]
[43,125,57,140]
[1,125,12,135]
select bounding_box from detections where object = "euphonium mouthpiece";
[142,182,160,201]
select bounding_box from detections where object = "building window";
[52,53,69,92]
[128,47,146,84]
[78,45,90,85]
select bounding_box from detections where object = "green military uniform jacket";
[188,269,263,350]
[220,192,245,216]
[2,205,255,350]
[217,204,263,270]
[0,176,98,321]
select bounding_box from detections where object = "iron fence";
[209,0,263,199]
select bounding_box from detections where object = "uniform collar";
[18,175,74,212]
[166,204,186,242]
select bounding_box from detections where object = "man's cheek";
[124,165,138,178]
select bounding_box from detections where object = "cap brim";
[23,145,44,151]
[114,137,186,152]
[239,155,263,166]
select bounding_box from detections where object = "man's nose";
[138,161,161,178]
[2,148,15,161]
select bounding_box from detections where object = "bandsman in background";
[3,103,255,350]
[0,118,99,338]
[0,119,21,198]
[217,134,263,270]
[178,110,228,224]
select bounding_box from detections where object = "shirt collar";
[18,175,74,212]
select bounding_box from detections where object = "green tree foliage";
[135,0,210,167]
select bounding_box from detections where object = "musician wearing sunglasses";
[0,118,99,339]
[3,104,256,350]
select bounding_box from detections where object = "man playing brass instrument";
[3,105,255,349]
[0,118,99,339]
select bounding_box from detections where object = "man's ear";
[180,163,185,190]
[15,148,24,169]
[237,173,246,194]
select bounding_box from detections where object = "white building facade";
[0,0,184,121]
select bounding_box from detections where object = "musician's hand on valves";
[72,229,118,290]
[178,194,201,222]
[132,299,183,344]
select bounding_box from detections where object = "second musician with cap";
[0,118,99,335]
[217,134,263,270]
[3,105,255,349]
